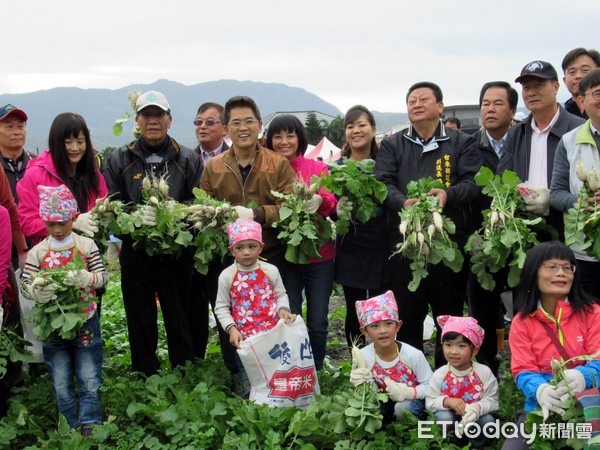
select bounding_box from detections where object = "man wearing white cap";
[103,90,202,376]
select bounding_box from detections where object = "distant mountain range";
[0,79,409,152]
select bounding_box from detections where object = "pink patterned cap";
[227,218,263,247]
[38,185,79,222]
[355,290,399,328]
[437,315,485,348]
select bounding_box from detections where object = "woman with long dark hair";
[265,114,337,370]
[503,241,600,449]
[17,113,107,242]
[335,105,389,348]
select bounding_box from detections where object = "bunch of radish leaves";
[128,173,194,257]
[393,177,463,292]
[312,158,386,235]
[465,167,547,291]
[272,180,333,264]
[564,158,600,259]
[89,195,129,254]
[0,324,34,379]
[187,188,237,274]
[26,258,94,341]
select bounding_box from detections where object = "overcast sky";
[3,0,599,113]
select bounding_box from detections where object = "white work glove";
[233,205,254,220]
[523,187,551,215]
[459,403,481,428]
[302,194,323,214]
[140,205,157,226]
[26,281,59,304]
[336,196,353,217]
[384,377,416,402]
[536,383,568,420]
[64,269,95,289]
[557,369,586,402]
[72,212,99,237]
[349,367,372,387]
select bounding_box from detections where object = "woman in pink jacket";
[504,241,600,450]
[17,113,107,243]
[266,114,337,370]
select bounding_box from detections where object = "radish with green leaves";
[393,177,463,292]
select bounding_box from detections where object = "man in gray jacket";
[550,68,600,299]
[497,60,585,240]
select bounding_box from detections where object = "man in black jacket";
[497,60,585,240]
[468,81,518,376]
[375,82,482,367]
[103,91,202,376]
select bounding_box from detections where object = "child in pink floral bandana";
[20,184,108,437]
[350,290,432,426]
[426,315,498,448]
[214,218,295,398]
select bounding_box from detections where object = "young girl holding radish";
[349,290,432,426]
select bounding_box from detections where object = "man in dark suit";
[189,102,230,360]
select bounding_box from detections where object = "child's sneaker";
[80,425,93,439]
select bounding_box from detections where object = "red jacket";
[510,299,600,412]
[16,151,107,240]
[511,300,600,376]
[0,166,26,253]
[0,206,11,298]
[289,155,337,263]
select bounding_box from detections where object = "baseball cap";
[0,104,28,122]
[135,91,170,113]
[515,60,558,84]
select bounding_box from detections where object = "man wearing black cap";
[497,60,585,240]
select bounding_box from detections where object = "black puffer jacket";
[103,136,202,206]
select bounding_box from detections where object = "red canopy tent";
[304,137,342,163]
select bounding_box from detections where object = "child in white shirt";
[349,290,432,426]
[426,315,498,448]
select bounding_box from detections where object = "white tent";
[304,137,341,163]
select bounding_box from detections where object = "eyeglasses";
[193,119,221,127]
[582,90,600,100]
[541,262,576,274]
[228,118,258,128]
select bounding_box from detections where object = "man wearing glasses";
[551,68,600,299]
[189,102,229,361]
[199,96,295,392]
[193,102,229,164]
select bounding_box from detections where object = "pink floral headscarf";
[38,185,78,222]
[355,290,399,328]
[437,315,485,348]
[227,218,263,247]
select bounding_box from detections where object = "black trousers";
[389,254,467,368]
[119,244,194,376]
